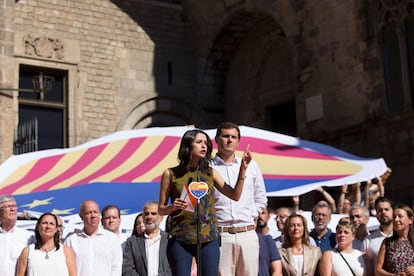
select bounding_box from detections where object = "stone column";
[0,0,16,162]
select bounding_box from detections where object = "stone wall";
[180,0,413,200]
[181,0,384,132]
[0,0,17,161]
[1,0,413,202]
[11,0,194,149]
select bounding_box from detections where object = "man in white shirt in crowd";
[273,207,294,248]
[349,205,370,250]
[211,122,267,276]
[363,197,394,275]
[122,200,171,276]
[101,204,127,250]
[56,216,66,242]
[64,200,122,276]
[0,195,33,276]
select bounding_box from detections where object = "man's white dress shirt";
[363,228,393,275]
[145,230,161,276]
[211,155,267,226]
[0,225,33,276]
[64,228,122,276]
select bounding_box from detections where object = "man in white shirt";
[56,216,65,242]
[362,197,394,275]
[0,194,33,276]
[350,205,370,250]
[122,200,171,276]
[211,122,267,276]
[64,200,122,276]
[101,204,127,250]
[273,207,294,248]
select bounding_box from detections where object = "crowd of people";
[0,122,413,276]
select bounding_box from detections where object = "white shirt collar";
[213,154,239,165]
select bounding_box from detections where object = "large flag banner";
[0,126,387,217]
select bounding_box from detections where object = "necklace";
[41,246,55,259]
[291,246,303,255]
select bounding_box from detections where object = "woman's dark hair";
[177,129,212,174]
[35,212,60,250]
[131,213,143,236]
[282,214,310,248]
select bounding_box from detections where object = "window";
[405,15,414,108]
[380,22,405,115]
[265,101,297,136]
[15,65,68,153]
[376,2,414,115]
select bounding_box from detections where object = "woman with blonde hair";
[376,204,414,276]
[319,221,372,276]
[279,214,321,276]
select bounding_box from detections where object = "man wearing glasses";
[0,195,33,276]
[309,200,337,253]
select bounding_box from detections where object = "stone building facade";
[0,0,413,204]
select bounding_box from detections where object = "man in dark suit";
[122,201,171,276]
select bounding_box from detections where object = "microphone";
[199,159,205,170]
[198,160,205,182]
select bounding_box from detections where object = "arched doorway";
[117,95,205,130]
[198,11,298,135]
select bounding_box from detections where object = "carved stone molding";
[375,0,414,25]
[23,35,64,60]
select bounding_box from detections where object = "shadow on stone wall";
[110,0,201,127]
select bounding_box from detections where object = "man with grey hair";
[273,207,294,248]
[0,195,33,276]
[349,204,370,250]
[122,200,171,276]
[309,200,336,253]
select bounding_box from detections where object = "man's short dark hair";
[101,205,121,217]
[215,122,240,139]
[374,197,394,211]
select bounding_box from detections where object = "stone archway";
[116,95,205,130]
[198,10,297,131]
